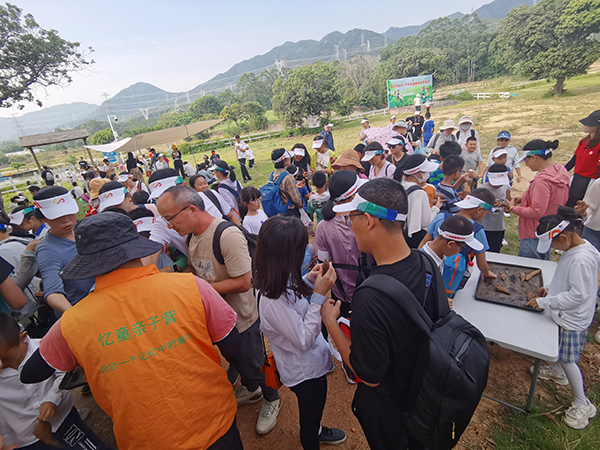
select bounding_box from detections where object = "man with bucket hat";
[426,119,458,154]
[21,212,244,450]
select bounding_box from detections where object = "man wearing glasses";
[156,185,282,436]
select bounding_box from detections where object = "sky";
[2,0,492,118]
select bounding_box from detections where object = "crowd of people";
[0,109,599,450]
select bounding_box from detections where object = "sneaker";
[502,239,509,247]
[564,400,597,429]
[530,364,569,386]
[80,383,91,396]
[256,398,281,435]
[504,212,511,218]
[342,365,357,385]
[319,427,347,445]
[235,385,263,406]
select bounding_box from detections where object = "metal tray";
[474,262,544,312]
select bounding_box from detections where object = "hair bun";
[547,140,559,150]
[228,165,234,171]
[557,206,582,222]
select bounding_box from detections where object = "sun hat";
[497,131,511,140]
[361,142,384,162]
[60,212,164,280]
[536,220,570,254]
[133,216,157,233]
[401,154,439,176]
[439,119,458,131]
[386,136,406,148]
[454,194,497,212]
[392,121,408,129]
[9,206,35,226]
[361,119,369,124]
[579,110,600,127]
[437,227,484,251]
[459,116,473,125]
[293,147,306,156]
[98,186,128,212]
[390,115,396,120]
[333,194,407,222]
[325,123,333,127]
[148,175,182,199]
[415,110,421,115]
[332,149,365,172]
[89,178,110,200]
[491,148,508,159]
[117,172,132,183]
[487,171,511,187]
[33,192,79,220]
[171,144,178,149]
[517,148,552,163]
[312,139,325,149]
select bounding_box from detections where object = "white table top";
[453,253,559,361]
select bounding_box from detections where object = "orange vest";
[60,266,236,450]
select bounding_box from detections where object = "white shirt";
[72,186,84,198]
[402,181,440,237]
[216,179,241,214]
[316,150,329,170]
[199,190,232,219]
[583,178,600,231]
[420,242,444,273]
[0,338,74,447]
[235,142,248,159]
[485,145,521,170]
[246,148,255,160]
[259,283,331,387]
[243,210,269,234]
[537,241,600,331]
[184,163,196,177]
[149,217,189,256]
[155,160,169,170]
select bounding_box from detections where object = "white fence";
[338,108,389,123]
[472,92,511,100]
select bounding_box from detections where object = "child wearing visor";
[525,207,600,430]
[478,163,512,253]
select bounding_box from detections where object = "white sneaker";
[502,239,509,247]
[504,212,511,218]
[565,400,597,429]
[256,398,281,435]
[342,365,357,385]
[530,364,569,386]
[235,385,263,406]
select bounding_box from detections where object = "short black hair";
[466,136,478,143]
[33,186,69,201]
[354,143,366,154]
[132,190,150,205]
[71,182,78,187]
[271,148,287,169]
[524,139,559,160]
[129,207,155,220]
[149,168,179,183]
[425,112,431,119]
[442,155,464,175]
[235,135,240,139]
[311,171,327,189]
[469,187,496,206]
[440,214,474,239]
[0,311,21,347]
[439,141,462,159]
[28,185,40,194]
[488,163,508,173]
[358,178,407,233]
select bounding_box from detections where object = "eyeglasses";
[344,212,364,227]
[164,205,190,223]
[249,198,261,204]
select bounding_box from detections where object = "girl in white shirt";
[253,216,346,449]
[525,207,600,429]
[238,186,268,234]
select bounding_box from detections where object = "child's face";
[551,232,572,251]
[0,332,28,371]
[466,141,477,153]
[443,240,464,257]
[497,138,510,149]
[245,197,261,212]
[492,154,508,166]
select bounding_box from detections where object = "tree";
[66,155,77,165]
[220,103,247,129]
[272,61,342,128]
[10,161,25,171]
[0,140,22,154]
[217,89,239,108]
[89,128,114,145]
[340,55,378,97]
[244,102,268,130]
[0,3,93,109]
[188,95,223,118]
[498,0,600,95]
[237,69,279,109]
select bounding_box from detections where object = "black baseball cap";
[60,212,163,280]
[580,110,600,127]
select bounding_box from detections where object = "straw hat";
[439,119,458,131]
[332,149,364,172]
[89,178,110,200]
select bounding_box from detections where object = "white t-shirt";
[149,217,189,256]
[246,148,255,160]
[243,210,269,234]
[72,186,84,198]
[316,150,329,170]
[235,142,248,159]
[199,190,232,219]
[184,163,196,177]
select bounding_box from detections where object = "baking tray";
[474,262,544,312]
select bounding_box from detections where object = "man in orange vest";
[20,212,244,450]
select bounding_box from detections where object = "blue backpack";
[261,172,291,217]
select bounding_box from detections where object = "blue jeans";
[582,227,600,252]
[20,407,111,450]
[518,238,550,260]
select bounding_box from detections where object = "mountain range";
[0,0,534,143]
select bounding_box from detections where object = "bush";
[447,91,475,101]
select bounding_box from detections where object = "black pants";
[248,158,255,168]
[238,158,251,181]
[566,173,593,207]
[290,375,328,450]
[224,320,279,402]
[173,160,186,179]
[207,418,243,450]
[485,230,505,253]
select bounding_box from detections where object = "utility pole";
[107,115,118,140]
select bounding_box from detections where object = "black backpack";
[356,253,489,450]
[187,221,256,266]
[456,129,476,141]
[331,253,371,302]
[202,190,228,221]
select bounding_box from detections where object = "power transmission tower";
[140,108,150,120]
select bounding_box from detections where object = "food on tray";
[494,285,511,295]
[520,272,526,283]
[500,273,507,281]
[527,292,536,301]
[525,269,541,281]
